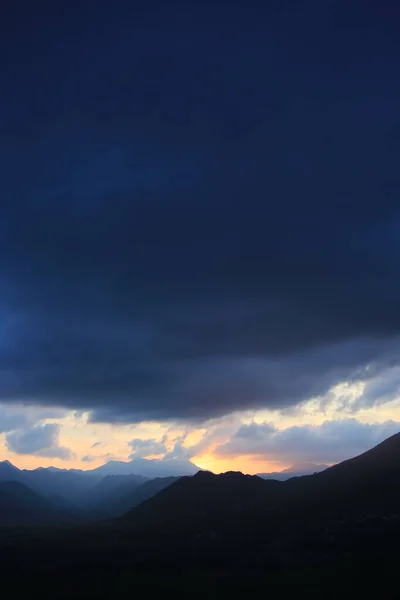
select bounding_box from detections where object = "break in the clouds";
[0,1,399,424]
[216,419,400,465]
[5,423,74,460]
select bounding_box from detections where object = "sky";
[1,0,400,474]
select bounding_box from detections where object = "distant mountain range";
[87,457,199,478]
[257,463,329,480]
[0,456,199,522]
[2,434,400,528]
[0,455,329,524]
[83,474,179,516]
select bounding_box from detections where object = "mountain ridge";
[0,480,73,525]
[1,432,400,525]
[122,431,400,532]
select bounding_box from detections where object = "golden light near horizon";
[1,383,400,473]
[192,452,290,475]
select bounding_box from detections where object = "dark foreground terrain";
[1,520,400,598]
[2,434,400,598]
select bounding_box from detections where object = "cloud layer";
[0,1,399,424]
[5,423,73,460]
[216,419,400,465]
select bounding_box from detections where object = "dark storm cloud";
[0,1,400,422]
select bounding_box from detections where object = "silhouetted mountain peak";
[121,433,400,535]
[223,470,257,479]
[0,459,19,469]
[326,430,400,478]
[122,467,276,532]
[0,459,21,482]
[365,431,400,455]
[192,470,214,480]
[193,470,255,482]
